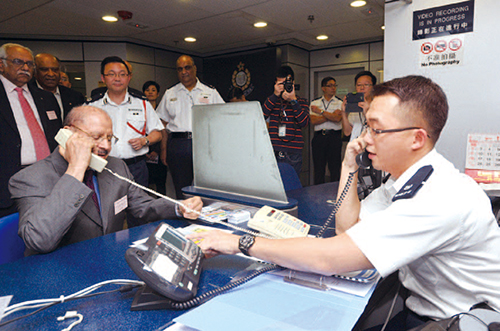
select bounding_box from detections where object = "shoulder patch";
[312,96,322,102]
[128,88,147,100]
[87,92,105,104]
[392,165,434,202]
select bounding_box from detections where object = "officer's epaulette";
[392,165,433,202]
[312,96,322,102]
[86,92,105,104]
[335,96,343,101]
[128,88,147,100]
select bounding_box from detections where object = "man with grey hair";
[0,43,61,217]
[9,105,202,256]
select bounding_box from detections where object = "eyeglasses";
[324,84,338,88]
[71,125,119,144]
[176,65,193,72]
[365,125,430,138]
[2,58,35,68]
[356,83,373,89]
[103,72,129,79]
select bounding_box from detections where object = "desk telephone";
[125,223,204,309]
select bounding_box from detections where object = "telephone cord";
[315,169,358,238]
[104,167,274,239]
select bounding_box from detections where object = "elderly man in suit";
[9,105,202,256]
[0,43,62,218]
[33,53,86,120]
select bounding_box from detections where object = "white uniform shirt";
[347,149,500,319]
[88,91,164,159]
[1,75,46,165]
[348,111,365,142]
[310,96,343,131]
[156,79,224,132]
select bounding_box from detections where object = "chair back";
[0,213,25,265]
[278,163,302,191]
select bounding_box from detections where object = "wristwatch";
[144,137,150,146]
[320,110,325,115]
[238,234,255,256]
[290,99,298,105]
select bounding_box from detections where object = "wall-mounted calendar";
[465,133,500,183]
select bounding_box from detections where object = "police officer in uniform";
[88,56,164,226]
[310,76,343,184]
[157,55,224,199]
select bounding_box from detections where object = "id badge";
[278,125,286,137]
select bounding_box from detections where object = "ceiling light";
[381,25,385,30]
[254,22,267,28]
[184,37,196,42]
[316,35,328,40]
[350,1,367,7]
[102,16,118,22]
[74,77,82,81]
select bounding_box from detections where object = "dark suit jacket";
[9,150,179,256]
[59,85,86,118]
[0,79,62,212]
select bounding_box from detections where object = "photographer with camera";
[263,66,310,176]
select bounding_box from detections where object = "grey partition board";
[192,101,288,203]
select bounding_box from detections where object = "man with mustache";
[9,106,203,256]
[0,43,61,218]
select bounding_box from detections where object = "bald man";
[9,105,202,256]
[33,53,85,120]
[157,55,224,198]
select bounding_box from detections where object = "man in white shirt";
[157,55,224,199]
[188,75,500,330]
[310,76,343,184]
[0,43,61,217]
[88,56,164,226]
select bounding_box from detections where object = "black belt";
[314,129,341,136]
[171,132,192,139]
[123,155,146,165]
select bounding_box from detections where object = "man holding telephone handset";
[9,106,202,256]
[188,76,500,330]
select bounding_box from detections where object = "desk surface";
[0,182,355,331]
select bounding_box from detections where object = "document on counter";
[174,271,378,331]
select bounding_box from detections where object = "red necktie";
[15,87,50,161]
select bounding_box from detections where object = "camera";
[283,78,294,93]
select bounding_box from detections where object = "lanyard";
[127,100,147,136]
[321,97,334,112]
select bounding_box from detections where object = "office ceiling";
[0,0,385,56]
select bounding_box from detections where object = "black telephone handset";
[356,150,372,169]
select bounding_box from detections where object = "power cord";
[0,279,143,328]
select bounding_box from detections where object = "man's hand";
[179,196,203,220]
[186,230,240,258]
[128,137,147,150]
[343,133,367,170]
[60,131,94,182]
[310,105,322,114]
[273,78,285,96]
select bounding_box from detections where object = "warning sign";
[419,35,464,68]
[413,0,474,40]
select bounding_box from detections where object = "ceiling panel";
[0,0,385,55]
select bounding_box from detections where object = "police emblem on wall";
[231,62,254,96]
